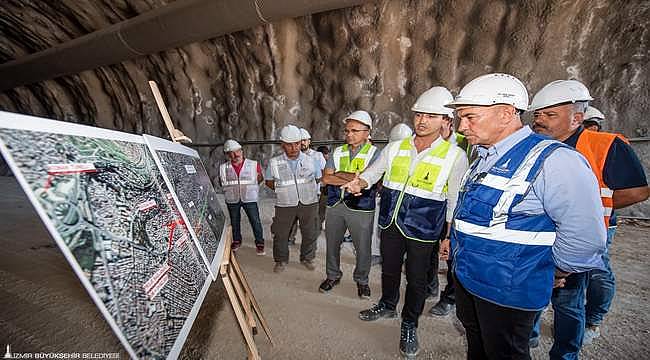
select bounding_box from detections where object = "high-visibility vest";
[378,137,461,242]
[575,129,628,227]
[219,159,259,204]
[269,153,318,207]
[327,142,378,210]
[452,133,567,311]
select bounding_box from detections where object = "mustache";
[532,122,546,129]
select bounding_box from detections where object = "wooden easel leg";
[230,254,274,345]
[221,268,261,360]
[228,264,258,335]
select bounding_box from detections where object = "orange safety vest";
[575,129,628,227]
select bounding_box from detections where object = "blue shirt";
[264,152,322,180]
[472,126,606,273]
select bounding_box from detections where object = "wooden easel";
[220,228,274,359]
[149,80,273,359]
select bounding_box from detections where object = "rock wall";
[0,0,648,213]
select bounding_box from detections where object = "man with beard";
[343,87,468,358]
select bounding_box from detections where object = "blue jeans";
[530,272,589,359]
[226,201,264,245]
[585,226,616,326]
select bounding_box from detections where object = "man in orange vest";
[530,80,649,358]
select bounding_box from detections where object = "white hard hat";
[411,86,454,116]
[279,125,302,143]
[342,110,373,129]
[223,139,242,153]
[529,80,593,112]
[389,123,413,142]
[584,106,605,121]
[299,128,311,140]
[446,73,529,111]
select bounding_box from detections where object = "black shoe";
[357,283,371,299]
[428,300,455,316]
[399,321,419,358]
[359,303,397,321]
[319,278,340,293]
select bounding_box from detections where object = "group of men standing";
[218,72,648,360]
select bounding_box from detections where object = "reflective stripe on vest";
[219,159,259,203]
[378,137,460,241]
[270,155,318,207]
[575,129,627,226]
[452,134,566,311]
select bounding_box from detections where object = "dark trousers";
[226,201,264,244]
[271,203,319,263]
[379,224,435,327]
[428,255,455,304]
[455,273,537,360]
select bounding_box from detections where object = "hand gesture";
[341,172,363,196]
[439,238,450,261]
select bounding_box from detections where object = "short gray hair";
[573,101,589,113]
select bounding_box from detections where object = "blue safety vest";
[452,133,567,311]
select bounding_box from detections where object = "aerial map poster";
[143,135,227,279]
[0,111,213,359]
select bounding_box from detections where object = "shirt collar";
[477,126,532,160]
[410,135,444,150]
[563,126,584,147]
[284,152,304,162]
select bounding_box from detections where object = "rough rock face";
[0,0,648,213]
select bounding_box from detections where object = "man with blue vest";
[343,86,469,358]
[318,110,379,299]
[445,73,606,360]
[265,125,322,273]
[529,80,649,358]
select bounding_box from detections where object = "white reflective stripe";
[603,207,613,216]
[396,149,411,157]
[276,180,295,186]
[382,179,405,190]
[222,181,239,185]
[489,140,557,218]
[432,145,461,194]
[238,180,257,185]
[601,188,614,198]
[420,154,447,167]
[403,186,447,201]
[295,177,313,184]
[455,219,556,246]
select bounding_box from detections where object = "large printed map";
[0,112,214,359]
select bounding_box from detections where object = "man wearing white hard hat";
[286,128,328,245]
[219,139,265,254]
[582,106,605,131]
[265,125,322,273]
[318,110,379,299]
[343,87,468,358]
[530,80,648,356]
[446,73,606,360]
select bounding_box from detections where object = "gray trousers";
[271,202,319,263]
[325,202,375,285]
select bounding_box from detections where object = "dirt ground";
[1,176,649,359]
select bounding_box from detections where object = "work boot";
[273,262,286,273]
[428,300,455,316]
[399,321,419,358]
[583,325,601,345]
[359,303,397,321]
[319,278,341,293]
[256,245,266,256]
[301,260,315,271]
[357,283,371,299]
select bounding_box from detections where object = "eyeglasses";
[343,129,369,134]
